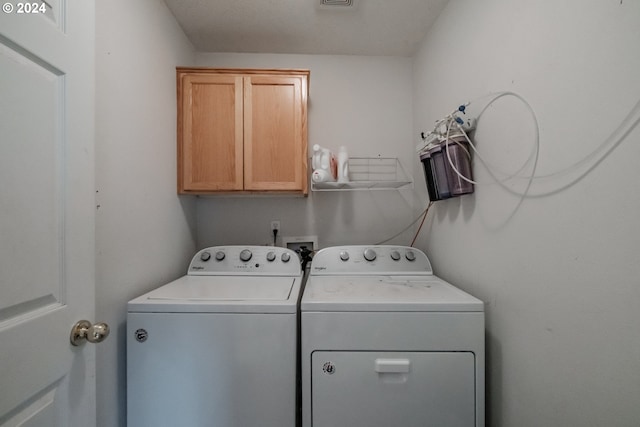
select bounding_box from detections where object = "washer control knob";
[266,251,276,262]
[215,251,225,261]
[390,250,401,261]
[200,251,211,262]
[239,249,252,262]
[405,250,416,261]
[339,251,350,261]
[281,252,291,263]
[363,248,377,262]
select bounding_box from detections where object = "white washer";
[301,245,485,427]
[127,246,303,427]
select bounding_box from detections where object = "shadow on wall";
[485,329,503,427]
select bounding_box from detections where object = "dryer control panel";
[310,245,432,276]
[189,246,301,276]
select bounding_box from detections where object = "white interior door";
[0,1,97,426]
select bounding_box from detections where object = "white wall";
[412,1,640,425]
[195,53,418,249]
[95,1,197,426]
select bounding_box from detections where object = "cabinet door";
[243,75,308,193]
[178,74,243,192]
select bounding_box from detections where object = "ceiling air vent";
[317,0,356,9]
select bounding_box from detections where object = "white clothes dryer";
[127,246,303,427]
[301,245,485,427]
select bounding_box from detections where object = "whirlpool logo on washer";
[134,329,148,343]
[322,361,335,374]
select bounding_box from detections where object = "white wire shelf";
[311,157,412,191]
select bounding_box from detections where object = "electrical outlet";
[271,220,280,231]
[459,117,477,132]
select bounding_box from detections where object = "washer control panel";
[310,245,433,275]
[188,246,301,276]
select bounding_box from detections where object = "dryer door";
[311,351,475,427]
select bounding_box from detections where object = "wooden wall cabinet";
[177,68,309,195]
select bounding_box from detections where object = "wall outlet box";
[281,235,318,253]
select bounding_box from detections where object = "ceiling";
[162,0,450,57]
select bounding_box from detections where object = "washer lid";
[300,275,483,312]
[128,275,301,313]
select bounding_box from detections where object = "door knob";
[70,320,110,346]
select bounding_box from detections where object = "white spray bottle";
[337,146,349,183]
